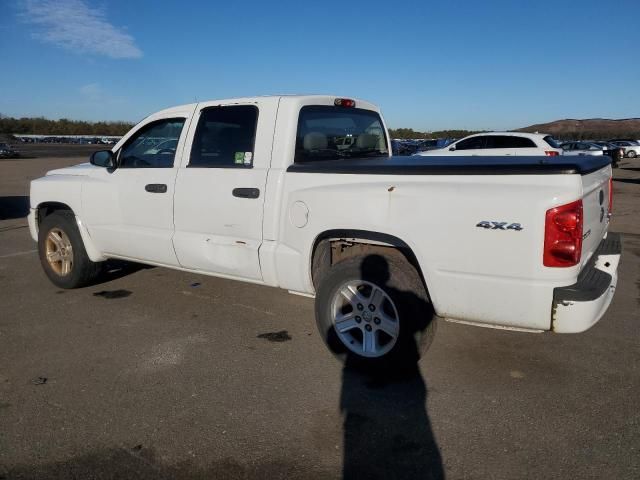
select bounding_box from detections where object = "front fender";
[30,175,107,262]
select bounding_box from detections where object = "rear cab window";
[295,106,388,163]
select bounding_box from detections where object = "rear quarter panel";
[275,172,584,330]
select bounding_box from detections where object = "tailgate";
[580,165,612,267]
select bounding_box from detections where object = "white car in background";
[561,141,608,156]
[415,132,563,157]
[610,140,640,158]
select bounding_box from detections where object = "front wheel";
[627,150,637,158]
[38,211,103,288]
[315,252,437,370]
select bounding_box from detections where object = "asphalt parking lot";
[1,147,639,479]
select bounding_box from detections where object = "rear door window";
[509,136,536,148]
[295,106,388,162]
[189,105,258,168]
[485,136,536,149]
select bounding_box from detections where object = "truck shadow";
[340,254,444,480]
[97,260,155,285]
[0,195,30,220]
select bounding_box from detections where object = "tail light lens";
[543,199,583,267]
[334,98,356,108]
[608,177,613,215]
[545,150,559,156]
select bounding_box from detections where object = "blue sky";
[1,0,639,130]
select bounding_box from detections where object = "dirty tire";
[315,253,437,371]
[38,211,103,289]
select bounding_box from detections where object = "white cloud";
[22,0,142,59]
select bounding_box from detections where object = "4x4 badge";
[476,221,523,231]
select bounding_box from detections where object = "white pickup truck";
[29,95,621,368]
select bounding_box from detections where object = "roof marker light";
[334,98,356,108]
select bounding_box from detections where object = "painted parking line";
[0,249,37,258]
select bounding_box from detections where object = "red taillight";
[608,177,613,215]
[543,199,583,267]
[334,98,356,108]
[545,150,559,156]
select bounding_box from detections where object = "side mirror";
[448,146,456,151]
[90,150,115,168]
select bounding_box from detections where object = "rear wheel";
[627,150,637,158]
[38,211,103,288]
[315,252,437,371]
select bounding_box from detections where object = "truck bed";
[288,155,611,175]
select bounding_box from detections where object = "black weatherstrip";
[287,155,611,176]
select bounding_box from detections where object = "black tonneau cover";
[287,155,611,176]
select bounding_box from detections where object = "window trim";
[187,105,259,169]
[116,117,186,169]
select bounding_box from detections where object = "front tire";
[315,252,437,370]
[38,211,103,288]
[627,150,637,158]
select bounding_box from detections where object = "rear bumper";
[552,232,622,333]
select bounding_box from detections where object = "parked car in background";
[592,142,623,166]
[610,140,640,158]
[414,138,452,153]
[0,143,20,158]
[561,141,609,157]
[415,132,562,156]
[391,140,415,156]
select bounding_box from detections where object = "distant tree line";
[388,127,483,139]
[539,131,640,141]
[0,115,134,136]
[2,114,637,141]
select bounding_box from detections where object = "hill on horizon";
[518,118,640,140]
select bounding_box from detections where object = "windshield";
[295,106,389,162]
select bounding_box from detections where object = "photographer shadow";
[339,254,444,480]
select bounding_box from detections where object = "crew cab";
[28,96,621,368]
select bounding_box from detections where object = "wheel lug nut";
[355,316,362,323]
[374,317,381,325]
[365,324,372,332]
[368,304,375,311]
[357,304,364,311]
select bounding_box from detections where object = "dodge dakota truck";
[28,95,621,367]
